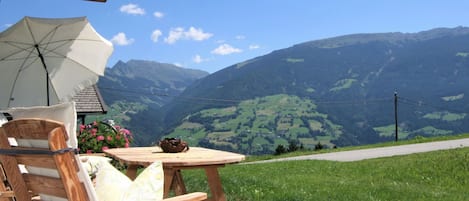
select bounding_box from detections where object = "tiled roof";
[73,85,107,115]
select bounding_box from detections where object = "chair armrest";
[162,192,207,201]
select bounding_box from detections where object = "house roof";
[73,85,108,116]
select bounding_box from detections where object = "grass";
[178,135,469,200]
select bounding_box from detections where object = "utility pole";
[394,91,398,142]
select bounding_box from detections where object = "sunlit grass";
[182,146,469,201]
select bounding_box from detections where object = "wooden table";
[103,147,245,201]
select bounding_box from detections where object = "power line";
[100,86,395,107]
[398,96,467,114]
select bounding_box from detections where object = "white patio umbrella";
[0,16,113,109]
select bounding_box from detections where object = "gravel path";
[244,138,469,164]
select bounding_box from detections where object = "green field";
[165,94,344,154]
[181,145,469,201]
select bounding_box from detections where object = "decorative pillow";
[5,101,78,148]
[79,155,112,176]
[95,161,164,201]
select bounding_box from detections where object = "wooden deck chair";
[0,118,207,201]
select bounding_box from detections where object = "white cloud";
[164,27,213,44]
[186,27,213,41]
[151,29,163,42]
[164,27,184,44]
[111,32,135,46]
[193,55,203,63]
[249,44,260,50]
[120,4,145,15]
[153,11,164,18]
[193,54,210,63]
[235,35,246,40]
[211,44,242,55]
[173,62,183,67]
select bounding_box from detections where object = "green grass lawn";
[180,138,469,200]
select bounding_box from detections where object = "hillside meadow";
[180,142,469,200]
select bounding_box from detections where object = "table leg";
[164,168,187,198]
[125,164,139,180]
[205,167,226,201]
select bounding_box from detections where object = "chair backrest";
[0,118,89,201]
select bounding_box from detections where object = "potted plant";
[78,120,133,154]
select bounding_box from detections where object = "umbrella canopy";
[0,16,113,109]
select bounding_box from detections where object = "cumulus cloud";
[153,11,164,18]
[186,27,213,41]
[151,29,163,42]
[211,44,242,55]
[164,27,213,44]
[165,27,184,44]
[249,44,260,50]
[120,4,145,15]
[111,32,135,46]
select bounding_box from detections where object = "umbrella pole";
[34,44,50,106]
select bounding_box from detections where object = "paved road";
[245,138,469,164]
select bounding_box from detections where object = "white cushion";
[95,161,164,201]
[79,155,112,176]
[5,102,78,148]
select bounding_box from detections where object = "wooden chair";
[0,118,207,201]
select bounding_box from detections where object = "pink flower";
[97,135,105,141]
[101,146,109,151]
[91,128,98,135]
[116,135,121,140]
[125,143,130,148]
[79,125,85,132]
[107,136,113,142]
[120,129,131,135]
[86,150,93,154]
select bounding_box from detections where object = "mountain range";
[97,27,469,154]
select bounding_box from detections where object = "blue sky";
[1,0,469,73]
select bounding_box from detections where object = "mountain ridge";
[157,26,469,153]
[97,27,469,154]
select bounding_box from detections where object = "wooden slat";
[162,192,208,201]
[2,118,66,141]
[16,154,56,169]
[24,174,67,198]
[0,191,15,199]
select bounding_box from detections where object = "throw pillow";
[95,161,164,201]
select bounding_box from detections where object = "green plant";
[78,120,133,153]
